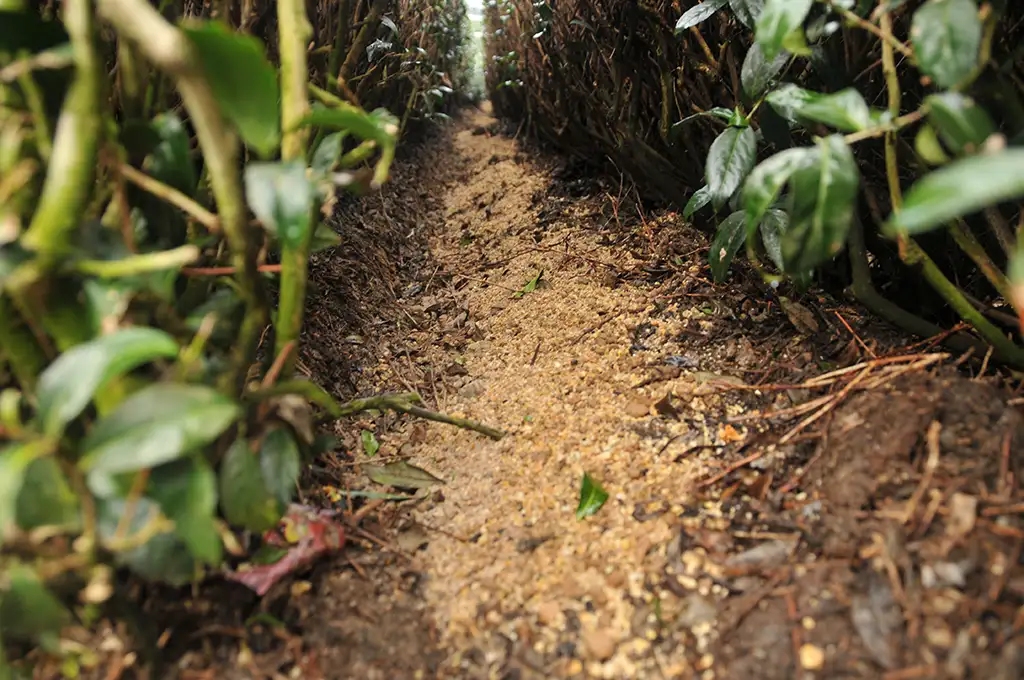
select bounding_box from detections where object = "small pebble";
[537,601,561,626]
[799,643,825,670]
[582,628,618,661]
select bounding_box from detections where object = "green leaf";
[755,0,813,61]
[675,0,729,33]
[783,135,860,272]
[181,21,281,157]
[740,42,789,101]
[36,327,181,437]
[0,564,69,644]
[684,186,712,218]
[759,209,789,271]
[259,428,301,506]
[16,457,79,533]
[709,211,749,282]
[1009,251,1024,328]
[310,223,342,253]
[706,126,758,210]
[886,150,1024,235]
[96,497,199,585]
[364,461,444,489]
[311,132,346,175]
[729,0,766,29]
[148,113,197,196]
[361,429,380,457]
[295,105,397,147]
[911,0,981,90]
[741,146,815,237]
[146,457,222,565]
[80,384,241,476]
[219,438,283,533]
[244,162,315,250]
[925,92,995,155]
[575,472,608,520]
[766,84,872,132]
[915,124,953,166]
[0,442,51,545]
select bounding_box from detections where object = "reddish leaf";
[224,504,345,596]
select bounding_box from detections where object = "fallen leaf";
[364,460,444,489]
[360,429,380,457]
[718,424,744,444]
[654,392,680,419]
[779,296,820,334]
[576,472,609,520]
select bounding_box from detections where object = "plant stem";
[98,0,268,396]
[948,220,1013,301]
[118,162,219,231]
[20,0,101,262]
[0,294,46,390]
[339,0,387,85]
[326,0,351,85]
[74,245,199,277]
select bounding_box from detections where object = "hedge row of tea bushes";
[0,0,473,673]
[485,0,1024,366]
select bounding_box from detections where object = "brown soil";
[30,108,1024,680]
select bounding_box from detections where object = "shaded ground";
[27,107,1023,679]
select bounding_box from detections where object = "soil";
[24,106,1024,679]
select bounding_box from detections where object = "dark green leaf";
[148,113,197,196]
[364,461,443,489]
[759,209,790,271]
[675,0,729,33]
[706,126,758,210]
[783,135,860,272]
[766,84,872,132]
[97,497,199,585]
[16,457,79,533]
[310,223,342,253]
[80,384,240,475]
[741,42,789,100]
[182,21,281,157]
[1009,252,1024,327]
[729,0,766,28]
[926,92,995,155]
[361,429,380,457]
[741,146,815,237]
[684,186,712,218]
[244,162,315,250]
[709,211,748,282]
[910,0,981,90]
[147,457,222,565]
[575,472,608,520]
[311,132,346,174]
[219,438,283,533]
[0,564,69,644]
[0,442,50,545]
[260,428,301,506]
[36,327,180,436]
[755,0,813,61]
[886,150,1024,235]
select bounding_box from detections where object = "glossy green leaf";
[684,186,712,218]
[915,124,953,166]
[148,113,197,196]
[741,42,789,100]
[741,147,815,237]
[147,457,222,565]
[910,0,981,90]
[80,384,240,475]
[766,84,872,132]
[926,92,995,155]
[783,135,860,272]
[755,0,812,61]
[182,21,281,157]
[709,211,748,282]
[759,209,789,271]
[295,105,397,147]
[886,150,1024,235]
[575,472,608,520]
[310,223,342,253]
[219,438,282,533]
[706,126,758,210]
[311,132,346,174]
[260,428,301,506]
[675,0,729,33]
[0,442,51,545]
[36,327,180,437]
[244,162,315,250]
[0,564,69,644]
[361,429,380,457]
[364,461,444,489]
[729,0,766,29]
[16,457,79,533]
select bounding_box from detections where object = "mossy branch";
[97,0,267,395]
